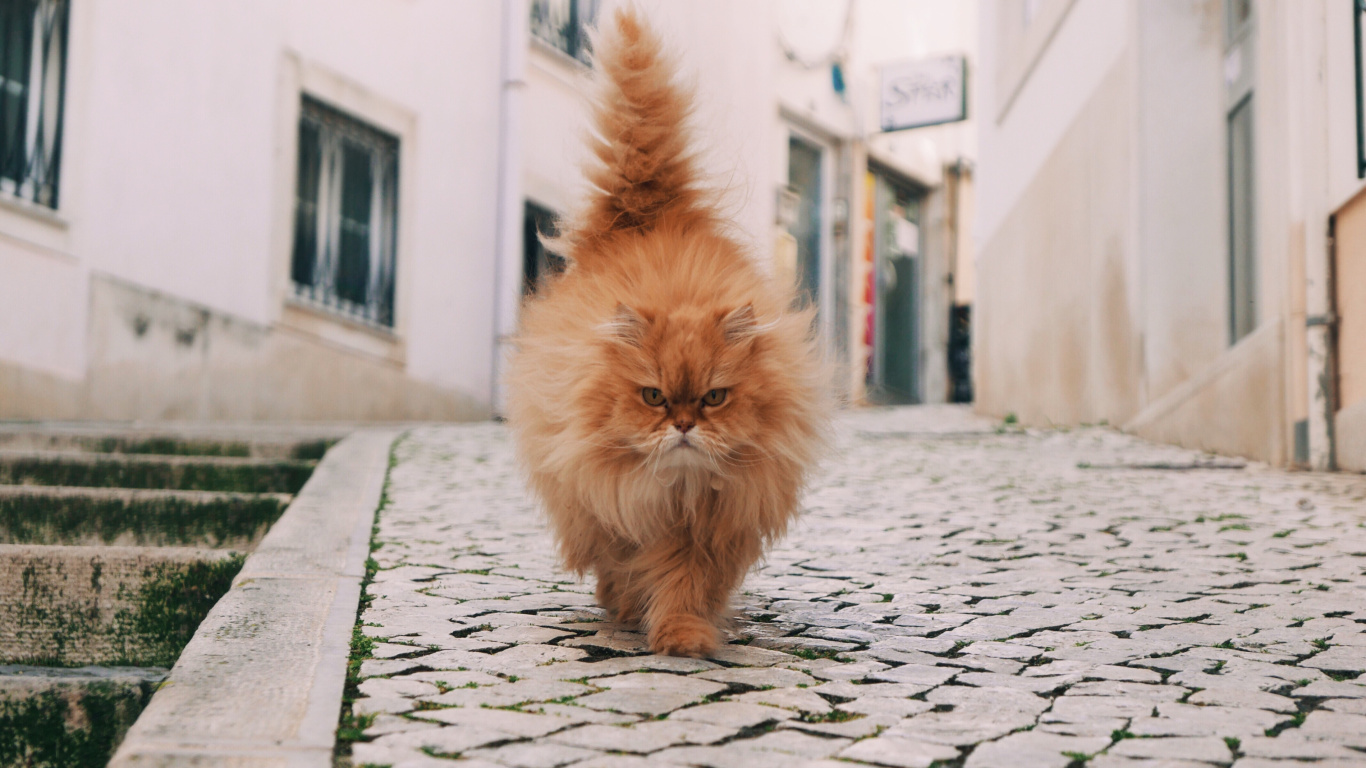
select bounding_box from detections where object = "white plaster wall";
[973,0,1310,464]
[76,0,504,399]
[976,0,1129,245]
[0,242,86,380]
[1135,0,1227,402]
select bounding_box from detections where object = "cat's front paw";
[648,614,719,657]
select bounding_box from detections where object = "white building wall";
[0,0,972,422]
[1,0,508,419]
[974,0,1366,468]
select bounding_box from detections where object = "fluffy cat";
[506,8,827,657]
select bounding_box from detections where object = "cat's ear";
[721,304,758,343]
[599,303,648,346]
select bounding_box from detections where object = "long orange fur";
[506,8,828,657]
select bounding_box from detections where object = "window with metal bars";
[0,0,67,209]
[530,0,599,65]
[291,97,399,329]
[1356,0,1365,178]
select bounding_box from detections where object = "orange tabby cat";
[506,8,827,657]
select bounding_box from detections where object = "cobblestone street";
[347,406,1366,768]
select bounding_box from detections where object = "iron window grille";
[0,0,68,209]
[530,0,600,65]
[1356,0,1365,178]
[291,97,399,329]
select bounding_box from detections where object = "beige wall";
[0,277,484,422]
[975,55,1140,426]
[975,0,1295,465]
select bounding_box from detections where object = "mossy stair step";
[0,665,166,768]
[0,545,245,668]
[0,430,333,460]
[0,451,316,493]
[0,485,290,549]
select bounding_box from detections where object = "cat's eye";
[642,387,666,406]
[702,388,727,406]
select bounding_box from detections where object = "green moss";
[109,553,246,667]
[798,709,863,723]
[0,491,287,548]
[0,682,147,768]
[788,647,847,661]
[95,437,252,457]
[336,433,405,760]
[0,456,315,493]
[289,440,335,461]
[2,552,246,667]
[86,435,333,460]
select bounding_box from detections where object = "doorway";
[867,171,922,404]
[787,136,824,306]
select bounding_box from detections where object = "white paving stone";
[340,409,1366,767]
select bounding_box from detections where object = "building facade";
[0,0,975,422]
[975,0,1366,470]
[768,0,978,407]
[513,0,979,410]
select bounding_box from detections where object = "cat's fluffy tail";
[557,8,706,264]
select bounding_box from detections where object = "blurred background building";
[974,0,1366,471]
[0,0,977,423]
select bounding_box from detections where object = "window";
[291,97,399,329]
[522,201,564,293]
[1225,0,1256,344]
[1355,0,1365,178]
[0,0,67,209]
[1228,96,1256,343]
[530,0,600,64]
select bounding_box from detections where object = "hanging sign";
[879,55,967,132]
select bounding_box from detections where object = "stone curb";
[108,428,401,768]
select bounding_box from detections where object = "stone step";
[0,450,316,493]
[0,485,290,549]
[0,544,244,667]
[0,423,342,460]
[0,665,167,768]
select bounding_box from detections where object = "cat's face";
[587,303,771,474]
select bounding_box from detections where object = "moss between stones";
[0,492,287,548]
[0,456,315,494]
[0,681,149,768]
[335,433,403,761]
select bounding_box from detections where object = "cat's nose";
[675,421,694,433]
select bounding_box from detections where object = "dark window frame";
[1228,94,1257,344]
[0,0,68,210]
[290,96,400,330]
[530,0,599,65]
[522,200,564,293]
[1356,0,1365,178]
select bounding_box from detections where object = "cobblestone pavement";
[346,406,1366,768]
